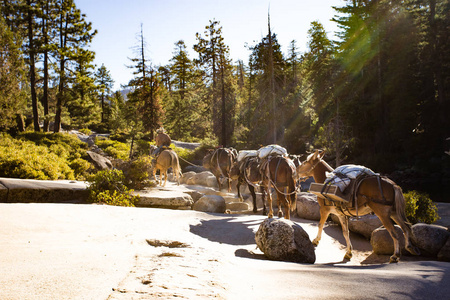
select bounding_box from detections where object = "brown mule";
[297,150,420,263]
[230,156,266,214]
[150,145,181,186]
[203,147,236,192]
[260,156,298,219]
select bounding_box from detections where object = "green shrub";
[122,156,154,189]
[0,133,75,180]
[404,190,439,224]
[87,169,139,207]
[95,138,130,160]
[79,128,92,135]
[90,190,138,207]
[69,158,91,180]
[134,139,151,157]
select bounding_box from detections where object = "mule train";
[150,134,419,263]
[206,145,302,220]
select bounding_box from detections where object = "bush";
[0,133,75,180]
[69,158,91,179]
[133,139,152,157]
[79,128,92,135]
[122,156,154,189]
[404,190,439,224]
[95,137,130,160]
[87,169,139,207]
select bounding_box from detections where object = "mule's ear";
[312,149,320,160]
[319,150,326,159]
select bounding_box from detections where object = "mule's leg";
[313,202,331,246]
[336,214,353,260]
[163,170,168,186]
[391,214,420,256]
[377,213,401,263]
[260,186,267,216]
[236,177,243,201]
[248,184,257,213]
[276,189,284,218]
[267,184,274,218]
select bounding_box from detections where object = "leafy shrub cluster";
[78,128,92,135]
[16,131,90,179]
[120,156,154,190]
[95,137,130,160]
[404,190,439,224]
[0,133,79,180]
[87,169,139,207]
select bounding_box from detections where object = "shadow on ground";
[189,216,262,246]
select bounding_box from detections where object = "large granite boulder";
[0,178,89,203]
[186,171,215,186]
[184,165,207,173]
[438,238,450,262]
[86,151,113,170]
[370,225,406,255]
[206,176,219,188]
[296,192,320,221]
[226,201,250,213]
[255,218,315,264]
[192,195,226,213]
[349,214,383,240]
[411,223,450,257]
[180,171,196,184]
[135,190,193,210]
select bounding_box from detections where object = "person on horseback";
[152,127,171,158]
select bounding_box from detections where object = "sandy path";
[1,202,449,300]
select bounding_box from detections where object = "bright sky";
[75,0,345,91]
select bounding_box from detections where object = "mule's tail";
[393,182,410,225]
[173,154,182,183]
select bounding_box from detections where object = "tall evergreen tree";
[53,0,96,133]
[95,64,114,124]
[127,24,162,140]
[194,19,234,146]
[0,14,27,131]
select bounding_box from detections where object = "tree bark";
[27,0,40,132]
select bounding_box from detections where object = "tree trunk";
[27,0,40,132]
[42,1,50,132]
[221,62,226,146]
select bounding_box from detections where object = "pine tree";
[126,24,162,140]
[53,0,96,133]
[95,64,114,124]
[0,14,27,131]
[194,20,234,146]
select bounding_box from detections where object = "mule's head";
[202,149,214,169]
[229,162,240,180]
[296,150,325,178]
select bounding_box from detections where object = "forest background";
[0,0,449,201]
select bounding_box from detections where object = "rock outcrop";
[192,195,226,213]
[86,150,113,170]
[255,218,315,264]
[296,192,320,221]
[371,223,450,260]
[135,189,193,210]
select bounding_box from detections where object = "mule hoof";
[406,245,421,256]
[277,211,283,218]
[312,239,319,246]
[253,208,258,213]
[389,255,399,263]
[344,252,353,260]
[268,213,274,218]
